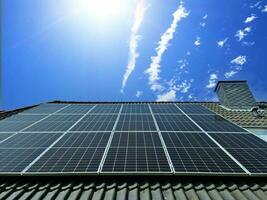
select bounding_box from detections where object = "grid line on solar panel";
[27,147,106,173]
[70,114,118,131]
[0,115,47,132]
[121,104,150,114]
[150,104,182,114]
[188,114,246,132]
[167,147,245,173]
[22,115,83,132]
[161,132,218,148]
[88,104,121,114]
[0,148,45,173]
[154,114,201,131]
[209,132,267,149]
[55,104,95,114]
[115,114,156,131]
[0,132,63,148]
[226,148,267,173]
[177,104,215,115]
[19,104,67,114]
[0,133,17,142]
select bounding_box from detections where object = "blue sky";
[2,0,267,110]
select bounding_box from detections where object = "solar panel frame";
[0,133,17,142]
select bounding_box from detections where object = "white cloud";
[121,0,147,91]
[136,90,143,98]
[203,14,208,19]
[244,14,257,23]
[262,5,267,12]
[156,89,176,101]
[231,55,247,65]
[194,36,201,46]
[177,59,188,69]
[250,1,262,9]
[145,3,189,92]
[200,22,206,27]
[176,79,193,93]
[242,41,255,46]
[224,70,237,78]
[206,73,218,89]
[235,27,251,41]
[217,38,228,47]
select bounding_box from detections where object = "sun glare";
[73,0,129,21]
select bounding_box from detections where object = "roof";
[214,80,247,92]
[0,101,267,200]
[0,176,267,200]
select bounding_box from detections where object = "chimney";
[214,80,256,109]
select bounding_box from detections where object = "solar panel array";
[0,103,266,176]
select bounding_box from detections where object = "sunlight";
[72,0,129,22]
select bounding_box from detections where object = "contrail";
[145,2,188,92]
[121,0,147,92]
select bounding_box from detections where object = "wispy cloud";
[200,14,208,27]
[121,0,147,92]
[231,55,247,65]
[145,2,189,92]
[177,59,188,69]
[224,55,247,79]
[242,41,255,46]
[194,36,201,46]
[263,5,267,12]
[244,14,257,23]
[176,79,193,93]
[136,90,143,98]
[224,70,237,78]
[217,38,228,47]
[206,73,218,89]
[235,27,251,41]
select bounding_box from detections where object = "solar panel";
[0,115,47,132]
[209,132,267,174]
[23,115,82,132]
[56,104,95,114]
[189,114,246,132]
[121,104,150,114]
[27,132,110,173]
[0,133,15,142]
[150,104,182,114]
[20,104,66,114]
[167,147,244,173]
[161,132,245,174]
[0,132,63,148]
[70,114,117,131]
[209,132,267,148]
[115,114,156,131]
[177,104,214,114]
[54,132,110,148]
[89,104,121,114]
[0,148,45,173]
[154,114,201,131]
[226,148,267,173]
[27,148,106,173]
[102,132,171,173]
[161,132,218,148]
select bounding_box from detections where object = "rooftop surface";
[0,101,266,200]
